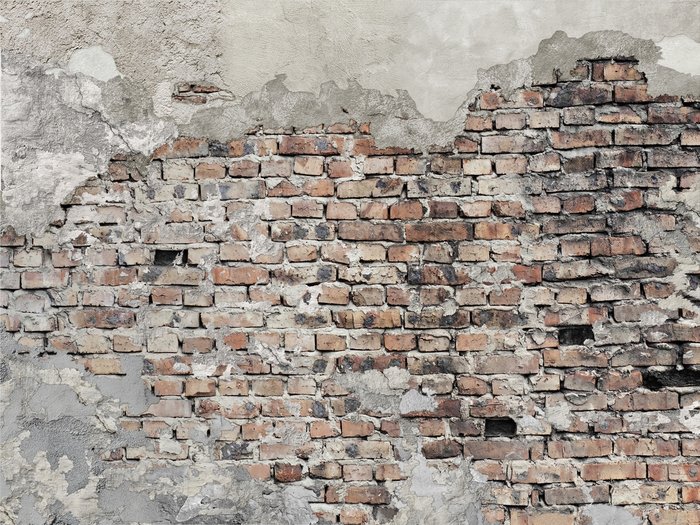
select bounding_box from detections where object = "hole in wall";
[153,249,187,266]
[642,368,700,390]
[558,325,595,346]
[484,418,517,437]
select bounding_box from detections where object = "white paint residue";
[680,401,700,433]
[67,46,122,82]
[658,35,700,76]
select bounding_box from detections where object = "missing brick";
[558,325,595,346]
[153,249,187,266]
[643,368,700,390]
[484,418,517,437]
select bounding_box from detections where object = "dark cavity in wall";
[558,325,594,346]
[484,418,517,437]
[154,249,187,265]
[643,368,700,390]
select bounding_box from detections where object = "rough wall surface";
[2,56,700,524]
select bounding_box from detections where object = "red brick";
[648,105,700,124]
[341,420,375,437]
[551,129,612,149]
[69,308,135,329]
[184,378,216,397]
[21,270,69,289]
[194,162,225,179]
[612,392,678,411]
[274,463,303,482]
[211,266,269,285]
[549,83,613,106]
[422,439,462,459]
[649,509,700,525]
[464,441,528,460]
[345,486,391,505]
[510,462,577,483]
[581,462,646,480]
[153,137,208,159]
[279,136,341,155]
[548,439,612,458]
[389,201,423,220]
[406,222,472,242]
[338,222,403,242]
[616,438,679,457]
[464,113,492,131]
[592,61,643,81]
[456,333,488,351]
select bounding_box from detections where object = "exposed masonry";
[2,58,700,524]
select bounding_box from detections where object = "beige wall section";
[221,0,700,120]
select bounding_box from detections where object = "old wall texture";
[2,2,700,525]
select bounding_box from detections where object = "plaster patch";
[399,389,436,414]
[658,35,700,76]
[67,46,122,83]
[582,504,642,525]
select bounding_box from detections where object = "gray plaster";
[582,504,643,525]
[1,330,321,524]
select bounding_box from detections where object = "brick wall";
[3,58,700,524]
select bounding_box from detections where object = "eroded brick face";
[3,58,700,524]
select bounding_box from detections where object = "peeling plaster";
[582,504,643,525]
[3,21,700,235]
[67,45,122,83]
[3,2,700,522]
[335,369,487,524]
[658,35,700,76]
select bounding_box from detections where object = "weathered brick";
[280,136,341,155]
[581,462,646,480]
[544,485,609,505]
[648,105,700,124]
[615,126,679,145]
[548,439,612,458]
[21,270,69,289]
[548,83,613,106]
[563,106,594,125]
[474,353,539,375]
[649,510,700,525]
[345,486,390,505]
[463,441,528,460]
[550,129,612,149]
[481,134,546,154]
[480,89,543,110]
[153,137,208,159]
[337,179,403,198]
[647,148,700,168]
[464,113,493,131]
[495,112,526,130]
[69,308,135,329]
[612,392,679,411]
[510,461,577,483]
[405,222,472,242]
[422,439,462,459]
[211,266,269,285]
[338,222,403,242]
